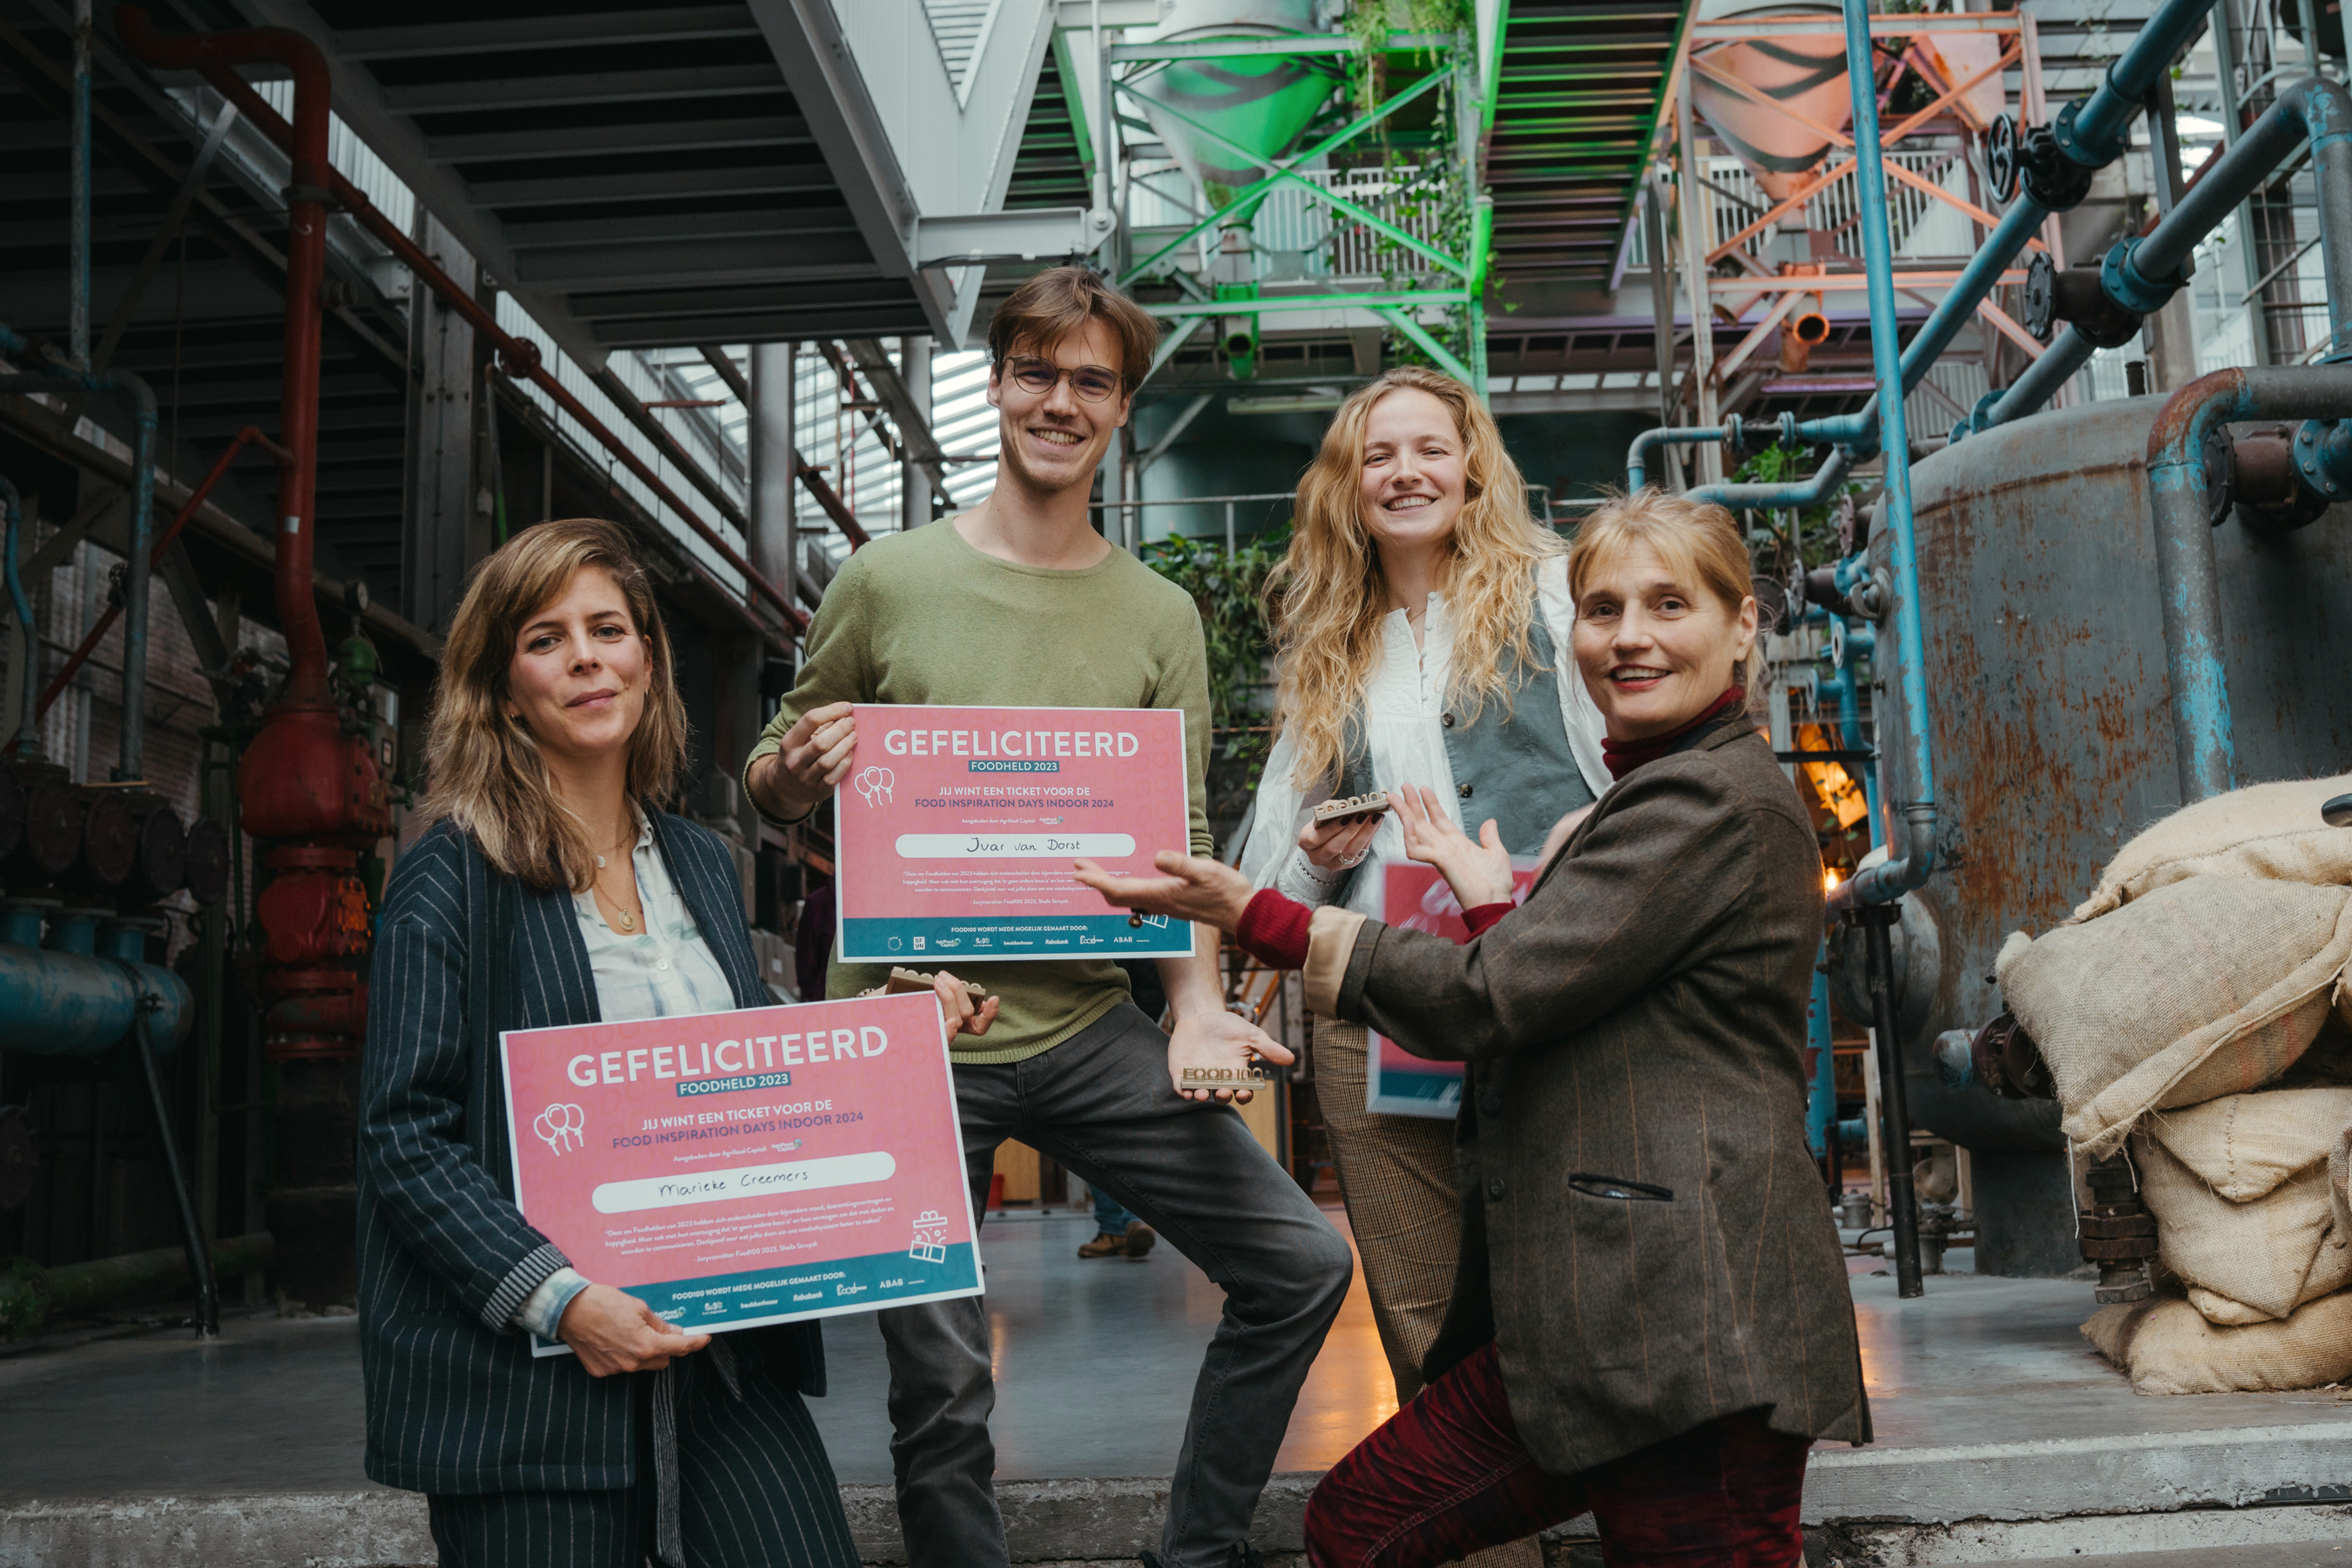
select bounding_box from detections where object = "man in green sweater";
[743,267,1351,1568]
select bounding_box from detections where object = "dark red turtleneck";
[1599,686,1747,780]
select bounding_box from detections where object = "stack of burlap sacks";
[1995,773,2352,1396]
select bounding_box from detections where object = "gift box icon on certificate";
[909,1209,950,1265]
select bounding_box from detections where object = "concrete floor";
[3,1204,2352,1565]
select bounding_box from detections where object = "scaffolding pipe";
[114,9,807,637]
[1826,0,1936,919]
[2144,363,2352,801]
[69,0,90,370]
[0,354,159,781]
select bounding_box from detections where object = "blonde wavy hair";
[1567,488,1765,709]
[419,518,689,893]
[1264,366,1560,790]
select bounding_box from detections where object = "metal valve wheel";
[2021,251,2057,343]
[1985,112,2021,205]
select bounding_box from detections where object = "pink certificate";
[500,990,980,1354]
[1366,859,1538,1118]
[832,703,1195,963]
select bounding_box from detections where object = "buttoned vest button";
[1442,713,1456,727]
[1480,1092,1504,1116]
[1486,1177,1506,1200]
[1459,782,1474,800]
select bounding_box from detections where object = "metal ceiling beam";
[379,63,782,116]
[220,0,605,368]
[335,6,760,60]
[569,279,916,321]
[503,206,855,251]
[425,114,812,164]
[596,309,936,348]
[516,233,875,287]
[467,163,838,209]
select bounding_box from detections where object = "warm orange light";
[1823,867,1842,892]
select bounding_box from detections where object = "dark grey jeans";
[877,1003,1354,1568]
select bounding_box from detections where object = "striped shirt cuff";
[482,1241,570,1332]
[511,1267,591,1341]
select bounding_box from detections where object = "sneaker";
[1123,1220,1158,1259]
[1078,1231,1126,1259]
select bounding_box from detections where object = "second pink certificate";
[834,704,1195,963]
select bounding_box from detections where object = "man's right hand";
[556,1283,709,1376]
[747,701,857,821]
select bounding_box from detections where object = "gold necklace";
[591,828,642,933]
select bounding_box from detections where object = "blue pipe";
[1688,446,1852,510]
[1980,76,2352,433]
[0,908,191,1056]
[1827,0,1935,915]
[1626,426,1726,490]
[1808,951,1836,1159]
[1,472,32,756]
[0,326,158,781]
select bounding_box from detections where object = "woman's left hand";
[929,969,1000,1039]
[1393,785,1515,909]
[1072,851,1254,933]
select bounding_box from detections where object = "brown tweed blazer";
[1305,713,1869,1473]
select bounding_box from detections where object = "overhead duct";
[1691,3,1861,202]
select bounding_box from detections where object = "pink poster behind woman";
[501,990,980,1354]
[833,703,1194,963]
[1368,860,1538,1118]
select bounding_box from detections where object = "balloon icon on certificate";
[855,766,895,807]
[534,1103,585,1156]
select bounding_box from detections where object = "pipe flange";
[2101,235,2189,317]
[2021,251,2057,342]
[2295,416,2352,502]
[1847,570,1891,623]
[1720,412,1747,459]
[497,339,543,379]
[2018,118,2097,212]
[1775,409,1800,449]
[2049,92,2126,172]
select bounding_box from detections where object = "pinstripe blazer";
[357,812,823,1495]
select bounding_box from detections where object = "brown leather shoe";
[1077,1231,1126,1259]
[1123,1220,1157,1258]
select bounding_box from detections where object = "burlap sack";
[1996,879,2352,1156]
[2083,1290,2352,1394]
[2073,772,2352,923]
[2137,1088,2352,1323]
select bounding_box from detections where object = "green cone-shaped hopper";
[1129,0,1338,224]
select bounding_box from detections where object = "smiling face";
[1570,539,1757,741]
[503,564,652,770]
[987,316,1132,499]
[1357,386,1467,560]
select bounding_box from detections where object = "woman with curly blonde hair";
[1234,368,1608,1563]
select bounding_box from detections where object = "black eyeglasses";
[997,355,1125,403]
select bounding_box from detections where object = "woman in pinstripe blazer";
[359,518,859,1568]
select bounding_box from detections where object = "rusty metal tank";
[1863,395,2352,1269]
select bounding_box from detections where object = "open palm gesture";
[1391,785,1514,910]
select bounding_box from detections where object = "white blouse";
[571,814,738,1021]
[1235,554,1612,919]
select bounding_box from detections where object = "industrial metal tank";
[1862,394,2352,1272]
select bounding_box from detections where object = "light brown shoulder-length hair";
[1263,366,1561,790]
[1566,488,1764,710]
[419,518,689,893]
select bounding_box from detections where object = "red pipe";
[115,9,332,704]
[159,53,807,635]
[34,425,290,720]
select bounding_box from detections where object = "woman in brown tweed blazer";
[1077,491,1866,1566]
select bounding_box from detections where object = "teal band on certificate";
[839,916,1193,963]
[636,1242,981,1329]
